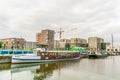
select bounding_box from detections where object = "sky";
[0,0,120,45]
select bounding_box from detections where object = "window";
[45,53,48,56]
[115,49,118,51]
[17,41,19,44]
[111,49,113,51]
[42,53,44,56]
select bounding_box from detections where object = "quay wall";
[0,56,12,63]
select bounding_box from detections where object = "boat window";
[52,53,54,56]
[45,53,48,56]
[42,53,44,56]
[37,50,41,54]
[63,52,66,56]
[49,53,52,56]
[55,53,58,56]
[111,49,114,51]
[37,52,40,56]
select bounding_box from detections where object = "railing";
[0,50,33,55]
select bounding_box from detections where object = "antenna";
[111,34,113,49]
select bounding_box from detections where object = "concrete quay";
[0,56,12,63]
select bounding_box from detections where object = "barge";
[12,48,80,64]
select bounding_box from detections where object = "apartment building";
[70,38,87,48]
[0,38,25,50]
[88,37,104,51]
[36,29,54,50]
[59,39,70,50]
[54,40,59,50]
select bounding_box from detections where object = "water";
[0,56,120,80]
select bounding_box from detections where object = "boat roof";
[40,50,80,53]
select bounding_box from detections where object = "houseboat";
[12,48,80,64]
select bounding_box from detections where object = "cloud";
[0,0,119,44]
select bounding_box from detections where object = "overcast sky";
[0,0,120,44]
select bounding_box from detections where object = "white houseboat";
[12,48,80,64]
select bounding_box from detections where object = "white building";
[106,45,120,53]
[24,41,37,50]
[88,37,104,51]
[54,40,59,49]
[59,39,70,50]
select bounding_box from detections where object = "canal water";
[0,56,120,80]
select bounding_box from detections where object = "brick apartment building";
[0,38,25,50]
[36,29,54,50]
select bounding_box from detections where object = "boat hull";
[88,54,108,59]
[12,57,80,64]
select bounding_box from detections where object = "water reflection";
[0,63,11,71]
[0,63,11,80]
[1,56,120,80]
[11,60,80,80]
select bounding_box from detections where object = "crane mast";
[58,28,64,40]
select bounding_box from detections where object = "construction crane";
[55,27,78,40]
[58,28,64,40]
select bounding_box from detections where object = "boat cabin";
[36,50,80,60]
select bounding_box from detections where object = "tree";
[0,41,2,49]
[29,47,34,51]
[65,43,70,50]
